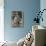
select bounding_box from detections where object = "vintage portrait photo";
[11,11,24,27]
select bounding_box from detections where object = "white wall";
[40,0,46,27]
[0,0,4,42]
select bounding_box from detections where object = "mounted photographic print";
[11,11,24,27]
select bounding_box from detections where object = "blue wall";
[4,0,40,42]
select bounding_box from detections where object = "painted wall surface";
[4,0,40,42]
[40,0,46,27]
[0,0,4,42]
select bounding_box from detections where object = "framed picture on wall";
[11,11,24,27]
